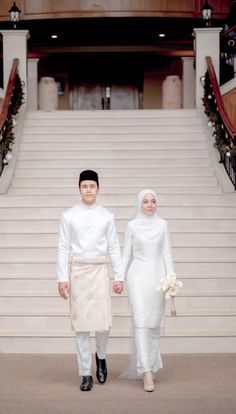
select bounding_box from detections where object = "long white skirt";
[69,256,112,332]
[121,259,165,379]
[120,325,163,379]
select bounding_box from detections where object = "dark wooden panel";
[0,0,230,20]
[25,0,195,15]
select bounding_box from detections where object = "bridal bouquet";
[160,272,183,316]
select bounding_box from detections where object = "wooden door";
[71,82,140,110]
[110,84,139,109]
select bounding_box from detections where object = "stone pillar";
[0,30,29,101]
[182,57,195,108]
[28,58,39,110]
[194,28,222,109]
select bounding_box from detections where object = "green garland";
[0,73,24,171]
[202,71,236,158]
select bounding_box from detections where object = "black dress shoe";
[80,375,93,391]
[95,352,107,384]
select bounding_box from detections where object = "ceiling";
[0,15,227,58]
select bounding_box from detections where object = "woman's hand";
[113,281,124,294]
[58,282,70,299]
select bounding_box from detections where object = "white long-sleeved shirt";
[57,202,124,282]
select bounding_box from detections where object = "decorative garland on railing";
[202,70,236,158]
[0,73,24,171]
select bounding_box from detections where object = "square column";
[28,58,39,110]
[182,57,195,108]
[194,28,222,109]
[0,30,29,101]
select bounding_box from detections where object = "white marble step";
[7,186,222,195]
[169,233,236,246]
[0,261,235,279]
[11,177,218,188]
[161,336,236,354]
[1,219,236,234]
[24,118,203,127]
[22,133,205,143]
[1,334,235,354]
[0,206,235,220]
[0,233,236,248]
[0,247,235,262]
[2,194,236,208]
[20,141,208,151]
[175,262,236,278]
[2,278,236,296]
[14,167,214,179]
[26,109,199,119]
[0,263,58,278]
[17,149,208,160]
[16,158,212,168]
[0,313,235,334]
[22,125,204,135]
[3,277,236,296]
[0,295,235,314]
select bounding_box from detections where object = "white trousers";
[135,327,163,375]
[75,331,109,376]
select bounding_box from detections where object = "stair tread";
[1,291,236,297]
[0,329,235,338]
[0,309,236,316]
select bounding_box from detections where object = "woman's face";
[141,193,157,216]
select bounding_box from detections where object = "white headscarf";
[133,188,164,239]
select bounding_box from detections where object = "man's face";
[79,180,99,205]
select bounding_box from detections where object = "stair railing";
[202,56,236,189]
[220,24,236,84]
[0,58,24,175]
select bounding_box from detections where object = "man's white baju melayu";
[57,202,123,376]
[121,189,174,379]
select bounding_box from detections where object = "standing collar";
[79,201,98,210]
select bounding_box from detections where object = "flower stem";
[170,296,177,316]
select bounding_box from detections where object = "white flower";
[5,152,12,161]
[160,272,183,299]
[11,116,17,127]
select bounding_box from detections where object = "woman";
[121,189,174,392]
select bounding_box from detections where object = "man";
[57,169,124,391]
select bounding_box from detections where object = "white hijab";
[133,188,164,239]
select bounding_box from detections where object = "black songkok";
[79,170,99,186]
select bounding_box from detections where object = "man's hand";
[58,282,70,299]
[113,281,124,295]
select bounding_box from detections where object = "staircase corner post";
[194,27,222,111]
[0,30,30,105]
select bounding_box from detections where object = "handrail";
[204,56,236,189]
[0,58,24,177]
[220,24,236,39]
[0,58,19,131]
[205,56,236,137]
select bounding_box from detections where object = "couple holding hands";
[57,170,174,393]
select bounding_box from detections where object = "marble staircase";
[0,109,236,353]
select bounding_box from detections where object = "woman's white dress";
[123,217,173,328]
[121,209,174,378]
